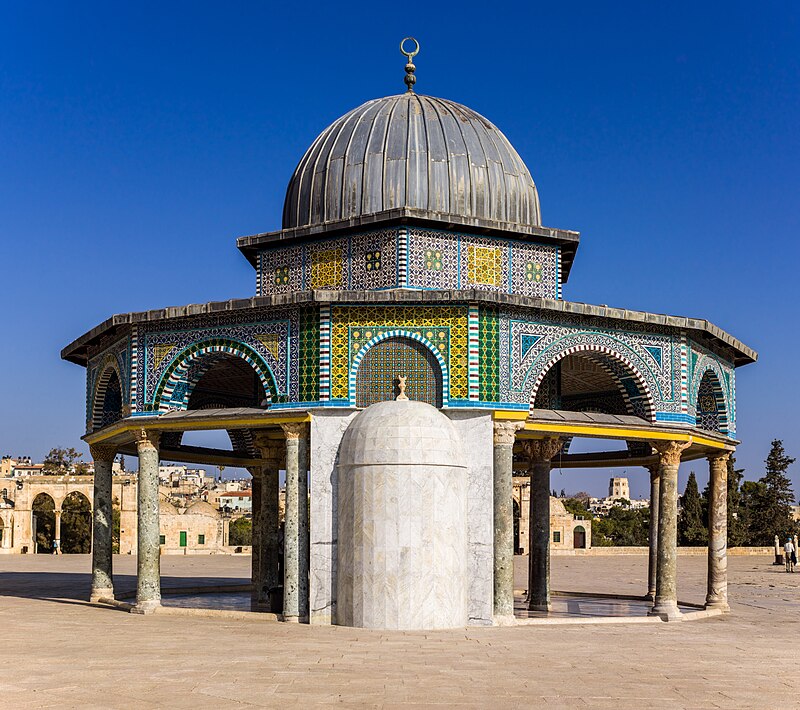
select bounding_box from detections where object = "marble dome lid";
[339,399,465,468]
[282,93,541,232]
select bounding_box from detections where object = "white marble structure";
[336,400,469,630]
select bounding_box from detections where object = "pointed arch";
[350,330,449,406]
[694,367,729,435]
[528,343,656,423]
[153,339,278,413]
[91,356,124,431]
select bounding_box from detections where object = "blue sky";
[1,2,798,498]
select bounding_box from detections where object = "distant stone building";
[609,477,630,500]
[514,479,591,552]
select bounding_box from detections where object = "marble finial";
[396,375,408,400]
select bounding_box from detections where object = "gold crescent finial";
[400,37,419,93]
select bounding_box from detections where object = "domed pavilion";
[63,40,756,625]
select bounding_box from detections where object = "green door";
[179,531,187,547]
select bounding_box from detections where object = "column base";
[90,587,115,603]
[527,602,551,613]
[705,598,730,612]
[648,601,682,621]
[130,599,161,615]
[645,591,656,602]
[493,614,516,627]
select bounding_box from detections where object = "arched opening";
[32,493,55,553]
[187,354,268,410]
[355,336,443,408]
[61,491,92,553]
[92,367,123,430]
[573,525,587,549]
[696,370,727,434]
[532,351,653,422]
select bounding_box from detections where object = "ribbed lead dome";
[282,93,541,230]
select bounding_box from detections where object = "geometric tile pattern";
[688,339,734,435]
[354,335,444,408]
[330,305,468,402]
[500,309,678,415]
[478,306,500,402]
[86,336,129,432]
[298,305,320,402]
[257,225,559,298]
[136,310,297,411]
[468,305,480,400]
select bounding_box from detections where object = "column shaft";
[54,511,62,551]
[706,453,730,610]
[492,421,523,624]
[647,465,660,601]
[527,460,552,611]
[281,423,309,622]
[250,472,263,607]
[133,430,161,614]
[90,446,116,601]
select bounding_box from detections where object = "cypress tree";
[679,471,707,545]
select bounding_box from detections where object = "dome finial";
[400,37,419,93]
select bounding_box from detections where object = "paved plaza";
[2,554,800,708]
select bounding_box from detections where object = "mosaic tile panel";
[309,242,345,289]
[696,371,723,432]
[499,308,680,415]
[135,307,298,411]
[510,240,559,298]
[298,305,320,402]
[478,306,500,402]
[406,227,459,290]
[87,336,130,430]
[460,236,509,292]
[330,305,469,402]
[688,339,735,435]
[258,244,303,296]
[355,337,443,408]
[350,229,398,289]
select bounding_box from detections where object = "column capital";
[493,420,525,446]
[522,437,563,464]
[646,462,660,479]
[280,422,308,440]
[135,428,161,451]
[252,431,286,463]
[650,438,692,467]
[707,451,731,466]
[89,444,117,463]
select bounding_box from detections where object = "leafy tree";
[32,494,55,552]
[593,507,649,546]
[42,447,88,475]
[61,493,92,553]
[562,497,593,520]
[679,472,707,545]
[229,516,252,546]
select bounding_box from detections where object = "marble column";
[649,439,691,620]
[89,444,116,602]
[251,433,284,611]
[706,452,731,611]
[54,510,62,552]
[281,422,309,622]
[492,420,525,625]
[248,468,263,608]
[523,437,563,612]
[132,429,161,614]
[646,463,660,601]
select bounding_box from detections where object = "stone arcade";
[62,40,756,628]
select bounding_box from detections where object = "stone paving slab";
[2,554,800,708]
